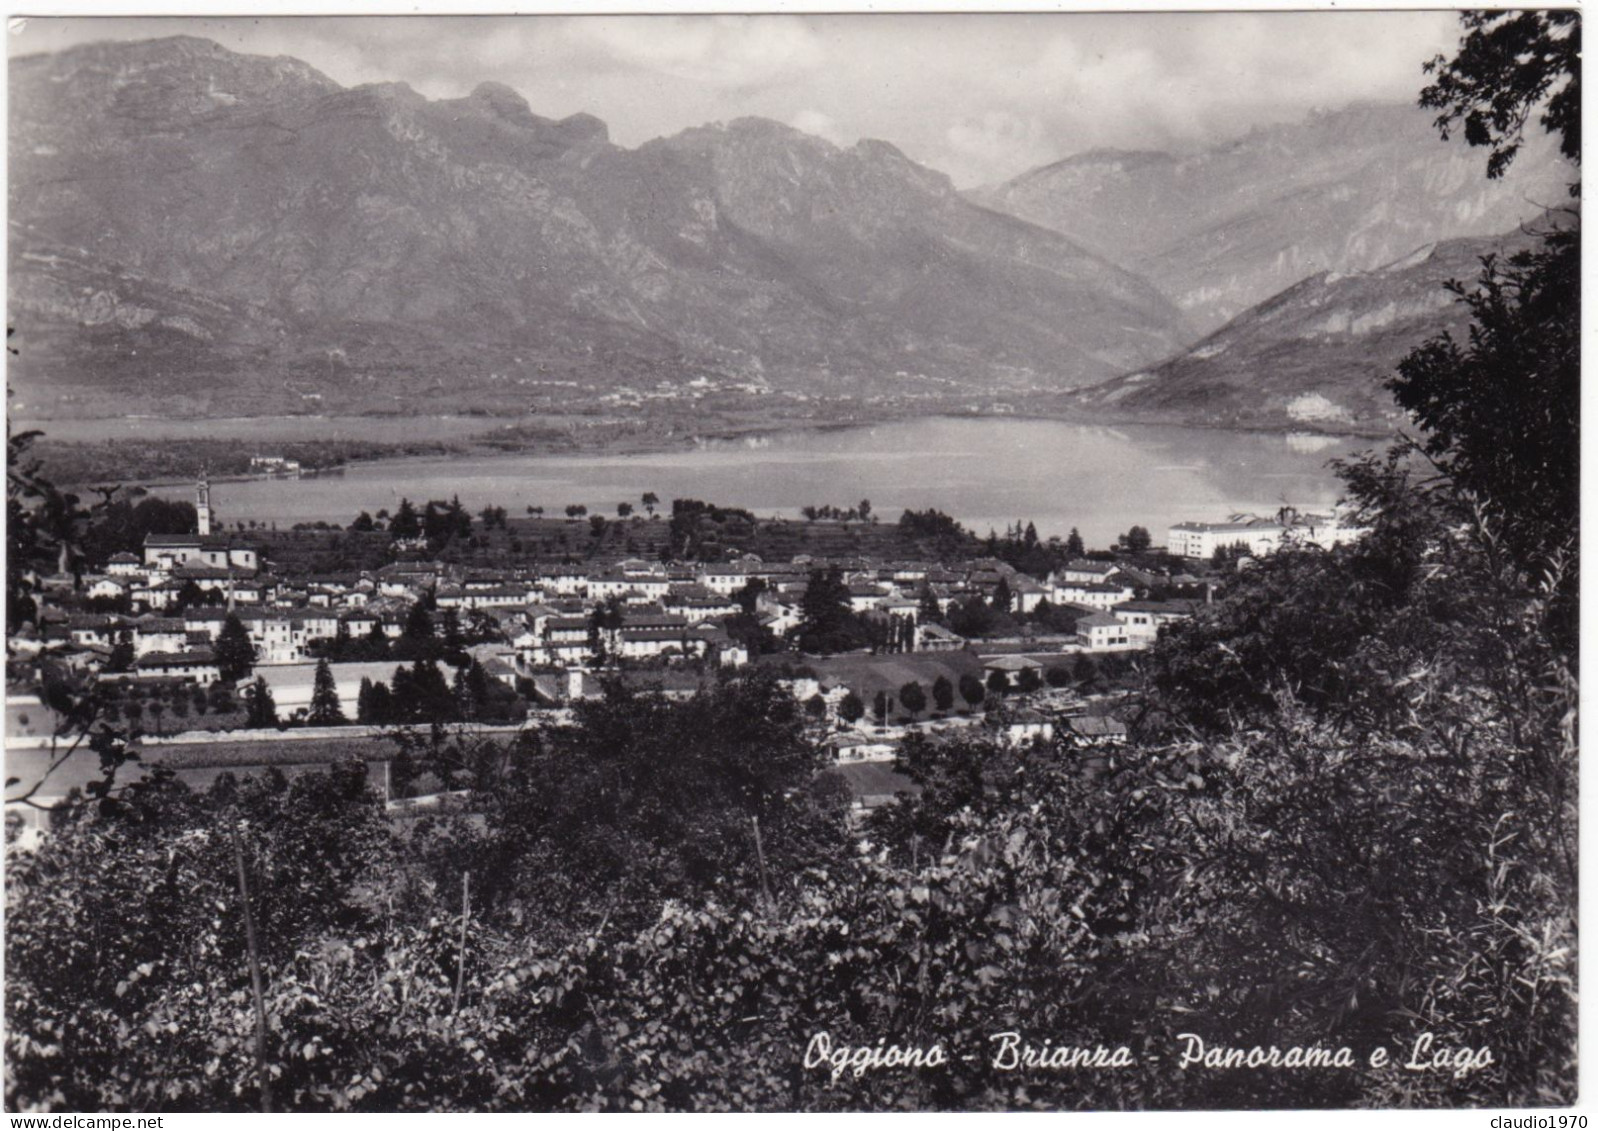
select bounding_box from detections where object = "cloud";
[790,108,844,145]
[942,112,1054,190]
[981,12,1462,160]
[559,15,826,88]
[10,11,1468,186]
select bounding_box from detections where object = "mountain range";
[1071,228,1544,431]
[8,35,1576,429]
[8,35,1187,419]
[969,102,1570,334]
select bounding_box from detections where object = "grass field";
[6,732,402,802]
[144,733,401,769]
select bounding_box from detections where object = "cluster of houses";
[13,482,1318,833]
[57,542,1206,683]
[26,480,1246,761]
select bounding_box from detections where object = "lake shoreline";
[82,414,1370,551]
[32,406,1395,493]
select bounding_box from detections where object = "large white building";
[1166,511,1365,560]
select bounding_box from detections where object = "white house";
[1054,560,1122,585]
[1110,600,1200,648]
[87,578,128,602]
[131,650,221,683]
[1053,580,1135,610]
[106,552,143,577]
[1076,611,1132,651]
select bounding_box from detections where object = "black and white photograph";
[2,5,1580,1114]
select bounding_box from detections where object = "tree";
[948,597,997,639]
[350,511,376,533]
[1388,234,1576,615]
[898,680,927,720]
[214,613,256,683]
[207,681,234,714]
[990,576,1013,614]
[1123,525,1152,554]
[872,690,889,727]
[958,673,985,712]
[6,759,396,1111]
[1017,666,1043,694]
[400,659,456,724]
[308,658,346,726]
[838,690,864,726]
[1398,9,1580,653]
[403,600,434,643]
[587,610,609,666]
[358,678,394,726]
[174,578,205,611]
[917,582,941,621]
[858,499,871,522]
[985,669,1010,697]
[565,504,587,520]
[1065,528,1085,558]
[447,494,471,541]
[390,498,420,540]
[733,577,768,616]
[617,502,633,518]
[451,663,477,721]
[795,567,863,655]
[931,674,954,714]
[475,673,849,936]
[641,491,659,517]
[1420,10,1579,185]
[244,676,278,729]
[439,607,464,656]
[589,514,608,539]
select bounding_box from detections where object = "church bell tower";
[196,470,212,537]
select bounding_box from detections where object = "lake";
[131,416,1374,550]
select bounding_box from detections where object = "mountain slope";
[8,36,1191,419]
[972,103,1571,333]
[1074,228,1543,432]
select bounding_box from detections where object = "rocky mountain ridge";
[971,102,1571,333]
[9,35,1190,419]
[1071,226,1547,432]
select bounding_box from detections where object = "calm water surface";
[131,418,1370,549]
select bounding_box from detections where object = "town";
[9,469,1367,823]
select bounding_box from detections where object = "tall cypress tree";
[244,675,277,728]
[390,498,420,540]
[308,657,346,726]
[213,613,255,683]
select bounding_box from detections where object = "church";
[141,473,260,574]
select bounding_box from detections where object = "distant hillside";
[972,103,1572,332]
[8,36,1191,419]
[1073,228,1545,432]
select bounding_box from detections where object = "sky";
[7,10,1466,188]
